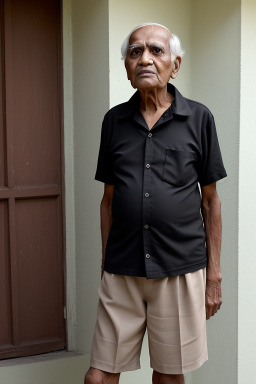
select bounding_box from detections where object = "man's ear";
[170,57,181,79]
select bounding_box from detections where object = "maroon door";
[0,0,66,358]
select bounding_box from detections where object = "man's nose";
[139,49,153,65]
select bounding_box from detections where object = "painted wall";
[190,1,240,383]
[0,352,89,384]
[62,0,77,352]
[238,0,256,382]
[71,0,110,355]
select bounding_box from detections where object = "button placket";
[142,131,153,276]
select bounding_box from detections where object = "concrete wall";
[0,352,89,384]
[71,0,109,354]
[62,0,76,352]
[190,1,240,383]
[238,0,256,382]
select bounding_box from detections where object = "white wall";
[190,1,241,384]
[62,0,77,352]
[238,0,256,382]
[0,352,89,384]
[72,0,109,354]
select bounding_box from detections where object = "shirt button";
[148,133,152,137]
[146,164,150,169]
[144,224,149,229]
[146,254,150,259]
[144,193,149,198]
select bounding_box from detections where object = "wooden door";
[0,0,66,358]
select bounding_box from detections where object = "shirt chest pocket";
[162,149,198,187]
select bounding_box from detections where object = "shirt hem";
[104,265,147,278]
[104,259,207,279]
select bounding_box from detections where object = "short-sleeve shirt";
[95,83,227,279]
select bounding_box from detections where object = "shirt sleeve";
[199,113,227,186]
[95,113,115,185]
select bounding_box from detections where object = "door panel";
[16,197,64,343]
[0,0,7,187]
[8,0,61,187]
[0,0,65,359]
[0,201,12,346]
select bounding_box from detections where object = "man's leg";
[84,368,120,384]
[147,271,207,380]
[152,371,185,384]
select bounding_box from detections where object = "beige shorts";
[90,269,208,375]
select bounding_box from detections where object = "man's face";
[125,25,179,91]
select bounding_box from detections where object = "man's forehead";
[129,25,171,45]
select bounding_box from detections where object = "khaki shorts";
[90,269,208,375]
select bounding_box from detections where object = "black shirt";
[95,83,227,278]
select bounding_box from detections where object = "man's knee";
[152,370,185,384]
[84,368,103,384]
[84,368,120,384]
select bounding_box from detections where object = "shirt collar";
[118,83,192,120]
[167,83,192,116]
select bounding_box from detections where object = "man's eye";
[152,47,162,54]
[131,49,142,56]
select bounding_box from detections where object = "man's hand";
[205,275,222,320]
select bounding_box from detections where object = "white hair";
[121,23,185,63]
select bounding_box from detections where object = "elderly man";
[85,23,227,384]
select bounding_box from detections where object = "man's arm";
[201,182,222,320]
[100,184,115,278]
